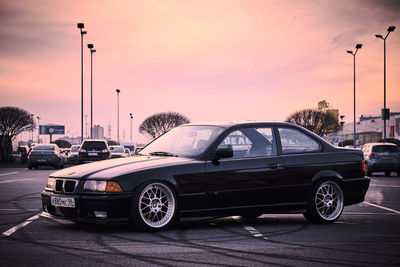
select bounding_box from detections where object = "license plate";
[37,159,47,162]
[51,196,75,208]
[88,152,98,156]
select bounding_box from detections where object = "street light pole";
[130,113,133,141]
[30,114,34,143]
[375,26,396,142]
[88,44,96,139]
[347,43,362,147]
[37,116,40,143]
[77,23,87,143]
[116,89,121,143]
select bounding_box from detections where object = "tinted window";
[81,141,107,150]
[218,127,276,158]
[372,145,399,153]
[33,145,55,150]
[278,128,321,154]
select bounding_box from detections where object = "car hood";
[49,156,193,179]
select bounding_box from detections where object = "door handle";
[268,162,280,169]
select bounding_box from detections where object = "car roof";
[182,121,295,128]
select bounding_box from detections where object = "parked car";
[124,148,131,157]
[110,145,126,158]
[41,121,369,231]
[78,139,111,163]
[361,142,400,176]
[68,145,80,163]
[28,144,65,169]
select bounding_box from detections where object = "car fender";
[311,170,343,183]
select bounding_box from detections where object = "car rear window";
[33,145,55,150]
[71,146,80,152]
[372,145,399,153]
[81,141,107,150]
[111,146,124,153]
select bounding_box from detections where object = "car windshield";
[111,146,125,153]
[33,145,55,150]
[372,145,399,153]
[81,141,107,150]
[140,125,224,158]
[71,146,80,152]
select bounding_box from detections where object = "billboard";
[39,125,65,135]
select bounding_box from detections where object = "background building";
[92,125,104,139]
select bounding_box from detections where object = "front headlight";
[45,177,55,190]
[83,180,122,192]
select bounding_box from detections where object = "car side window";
[218,127,276,158]
[278,127,321,154]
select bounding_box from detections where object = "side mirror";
[213,145,233,165]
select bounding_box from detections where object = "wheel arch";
[312,170,343,184]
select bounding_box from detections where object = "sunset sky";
[1,0,399,144]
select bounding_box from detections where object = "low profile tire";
[385,171,391,177]
[304,179,344,224]
[130,182,177,231]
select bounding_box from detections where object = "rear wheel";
[366,164,372,176]
[28,164,32,170]
[130,182,176,231]
[385,171,391,177]
[304,179,344,224]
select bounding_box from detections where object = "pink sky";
[1,0,399,144]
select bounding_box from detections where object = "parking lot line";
[364,202,400,215]
[0,178,33,184]
[0,172,19,177]
[2,212,42,237]
[232,216,268,240]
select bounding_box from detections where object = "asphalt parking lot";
[0,167,399,266]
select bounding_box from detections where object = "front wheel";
[304,179,344,224]
[130,182,177,231]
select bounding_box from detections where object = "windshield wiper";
[149,151,179,157]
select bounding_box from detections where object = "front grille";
[54,179,78,193]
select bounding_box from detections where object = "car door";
[203,126,285,209]
[275,126,324,203]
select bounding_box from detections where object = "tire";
[55,160,60,169]
[28,164,32,170]
[397,170,400,177]
[385,171,391,177]
[304,179,344,224]
[366,164,372,177]
[130,182,177,231]
[34,165,39,170]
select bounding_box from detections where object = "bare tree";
[0,107,36,161]
[139,112,190,140]
[286,109,338,136]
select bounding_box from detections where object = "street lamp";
[30,114,34,143]
[116,89,121,143]
[130,113,133,141]
[347,43,362,146]
[88,43,96,139]
[375,26,396,142]
[37,116,40,143]
[77,22,87,143]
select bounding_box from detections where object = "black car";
[28,144,65,169]
[41,121,370,231]
[78,139,111,163]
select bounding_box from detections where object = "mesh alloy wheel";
[138,183,175,229]
[314,181,343,221]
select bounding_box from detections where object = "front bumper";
[342,177,370,206]
[41,190,132,223]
